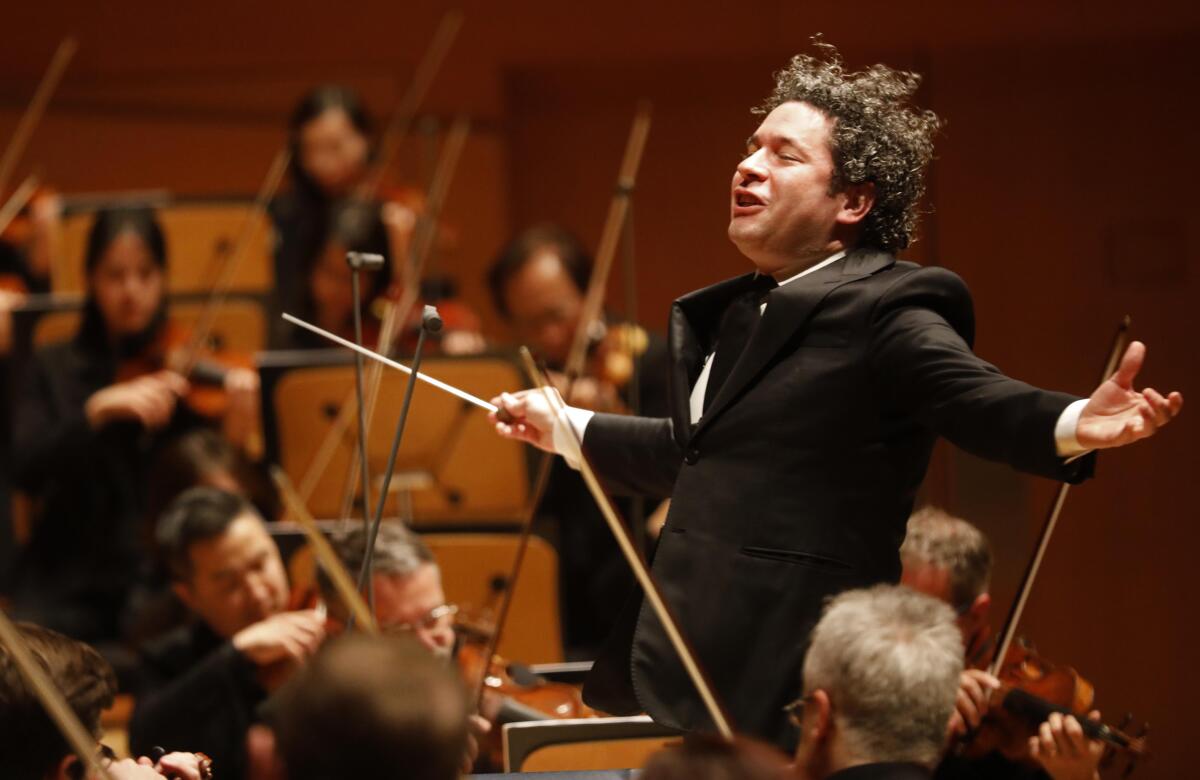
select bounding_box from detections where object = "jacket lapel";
[668,273,758,445]
[694,249,895,435]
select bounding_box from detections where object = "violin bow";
[519,347,734,738]
[562,102,652,385]
[988,316,1131,678]
[0,37,76,197]
[0,173,40,238]
[471,106,653,708]
[271,466,380,635]
[178,147,291,376]
[0,608,115,780]
[360,10,463,200]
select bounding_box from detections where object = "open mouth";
[732,188,766,213]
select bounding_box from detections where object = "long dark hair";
[75,207,168,354]
[276,85,393,345]
[287,84,374,203]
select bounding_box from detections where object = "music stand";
[261,350,531,526]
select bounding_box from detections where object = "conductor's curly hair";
[756,41,942,253]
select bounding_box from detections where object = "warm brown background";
[3,1,1197,775]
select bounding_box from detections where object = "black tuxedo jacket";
[579,249,1093,747]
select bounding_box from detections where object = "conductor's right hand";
[489,389,564,454]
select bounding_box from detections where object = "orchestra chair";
[266,355,529,524]
[424,532,562,664]
[54,200,274,295]
[502,716,682,773]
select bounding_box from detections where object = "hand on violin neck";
[948,669,1002,739]
[85,371,189,431]
[1028,710,1104,780]
[1075,341,1183,450]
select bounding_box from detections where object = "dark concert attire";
[9,325,204,641]
[129,622,265,780]
[576,249,1094,748]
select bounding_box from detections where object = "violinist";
[490,43,1182,747]
[791,584,963,780]
[8,207,259,644]
[130,488,324,780]
[0,621,209,780]
[899,507,1105,780]
[487,224,670,655]
[314,523,499,771]
[269,85,483,354]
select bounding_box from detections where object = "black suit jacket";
[579,249,1093,747]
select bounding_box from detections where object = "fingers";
[1111,341,1145,391]
[156,753,202,780]
[954,670,998,731]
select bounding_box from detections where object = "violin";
[453,611,597,770]
[964,640,1148,765]
[115,319,254,420]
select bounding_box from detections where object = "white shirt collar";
[768,250,847,289]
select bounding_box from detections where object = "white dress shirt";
[552,252,1089,464]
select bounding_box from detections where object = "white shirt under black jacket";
[551,251,1089,464]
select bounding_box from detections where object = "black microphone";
[422,304,443,333]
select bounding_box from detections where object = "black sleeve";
[11,352,98,492]
[129,643,262,759]
[582,413,681,498]
[867,266,1094,483]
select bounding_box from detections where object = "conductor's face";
[728,101,850,276]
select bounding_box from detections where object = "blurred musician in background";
[131,487,323,780]
[246,633,471,780]
[0,622,209,780]
[899,507,1105,780]
[487,224,671,656]
[7,207,258,644]
[269,84,483,354]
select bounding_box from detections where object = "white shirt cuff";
[551,406,595,470]
[1054,398,1090,459]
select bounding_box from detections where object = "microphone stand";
[349,304,442,629]
[346,251,384,613]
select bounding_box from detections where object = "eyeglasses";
[384,603,459,634]
[783,694,816,728]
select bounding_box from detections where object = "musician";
[269,84,483,354]
[791,585,963,780]
[8,207,258,643]
[315,522,501,771]
[491,45,1182,747]
[246,633,470,780]
[899,507,1105,780]
[316,522,454,656]
[487,224,671,654]
[130,488,324,780]
[0,622,207,780]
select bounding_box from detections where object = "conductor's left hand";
[1075,341,1182,450]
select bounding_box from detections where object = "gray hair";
[803,585,963,767]
[317,522,436,599]
[900,506,993,610]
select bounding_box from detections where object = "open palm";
[1076,341,1183,450]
